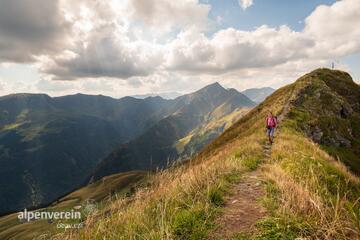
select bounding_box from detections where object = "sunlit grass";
[260,126,360,239]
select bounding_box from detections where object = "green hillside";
[48,69,359,240]
[176,107,250,157]
[285,69,360,173]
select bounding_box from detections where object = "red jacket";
[266,116,277,128]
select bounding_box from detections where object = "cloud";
[81,79,114,92]
[304,0,360,58]
[0,0,71,63]
[0,0,360,96]
[165,0,360,76]
[216,16,224,25]
[0,80,5,91]
[35,79,75,92]
[238,0,253,10]
[38,0,210,80]
[165,26,314,74]
[35,1,163,80]
[41,25,164,80]
[129,0,211,32]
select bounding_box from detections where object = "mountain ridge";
[49,68,360,240]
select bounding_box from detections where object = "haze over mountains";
[131,92,182,99]
[242,87,276,103]
[130,87,276,103]
[0,82,261,215]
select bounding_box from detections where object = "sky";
[0,0,359,98]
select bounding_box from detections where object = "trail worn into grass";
[206,137,278,239]
[206,90,293,239]
[207,169,267,239]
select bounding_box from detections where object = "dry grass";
[53,132,264,240]
[264,128,360,240]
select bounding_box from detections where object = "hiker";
[266,112,277,144]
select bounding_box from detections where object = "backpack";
[267,116,277,128]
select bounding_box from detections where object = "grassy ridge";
[238,69,360,239]
[8,68,359,239]
[246,127,360,239]
[54,69,293,240]
[285,69,360,174]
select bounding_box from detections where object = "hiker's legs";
[267,128,272,144]
[269,128,275,144]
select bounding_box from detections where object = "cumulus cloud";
[37,0,211,80]
[165,26,314,73]
[0,0,71,63]
[34,0,164,80]
[304,0,360,58]
[41,25,164,80]
[164,0,360,75]
[1,0,360,96]
[238,0,253,10]
[129,0,211,32]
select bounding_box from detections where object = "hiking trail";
[206,91,294,239]
[206,168,267,239]
[207,143,271,239]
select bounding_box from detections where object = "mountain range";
[131,87,276,103]
[91,83,255,180]
[0,93,171,214]
[0,82,258,215]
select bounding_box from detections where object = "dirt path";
[207,169,267,240]
[207,141,274,239]
[206,91,294,239]
[206,89,295,239]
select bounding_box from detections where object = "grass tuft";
[206,186,225,207]
[171,208,208,240]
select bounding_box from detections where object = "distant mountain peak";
[191,82,226,97]
[202,82,224,90]
[208,81,222,87]
[227,88,240,94]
